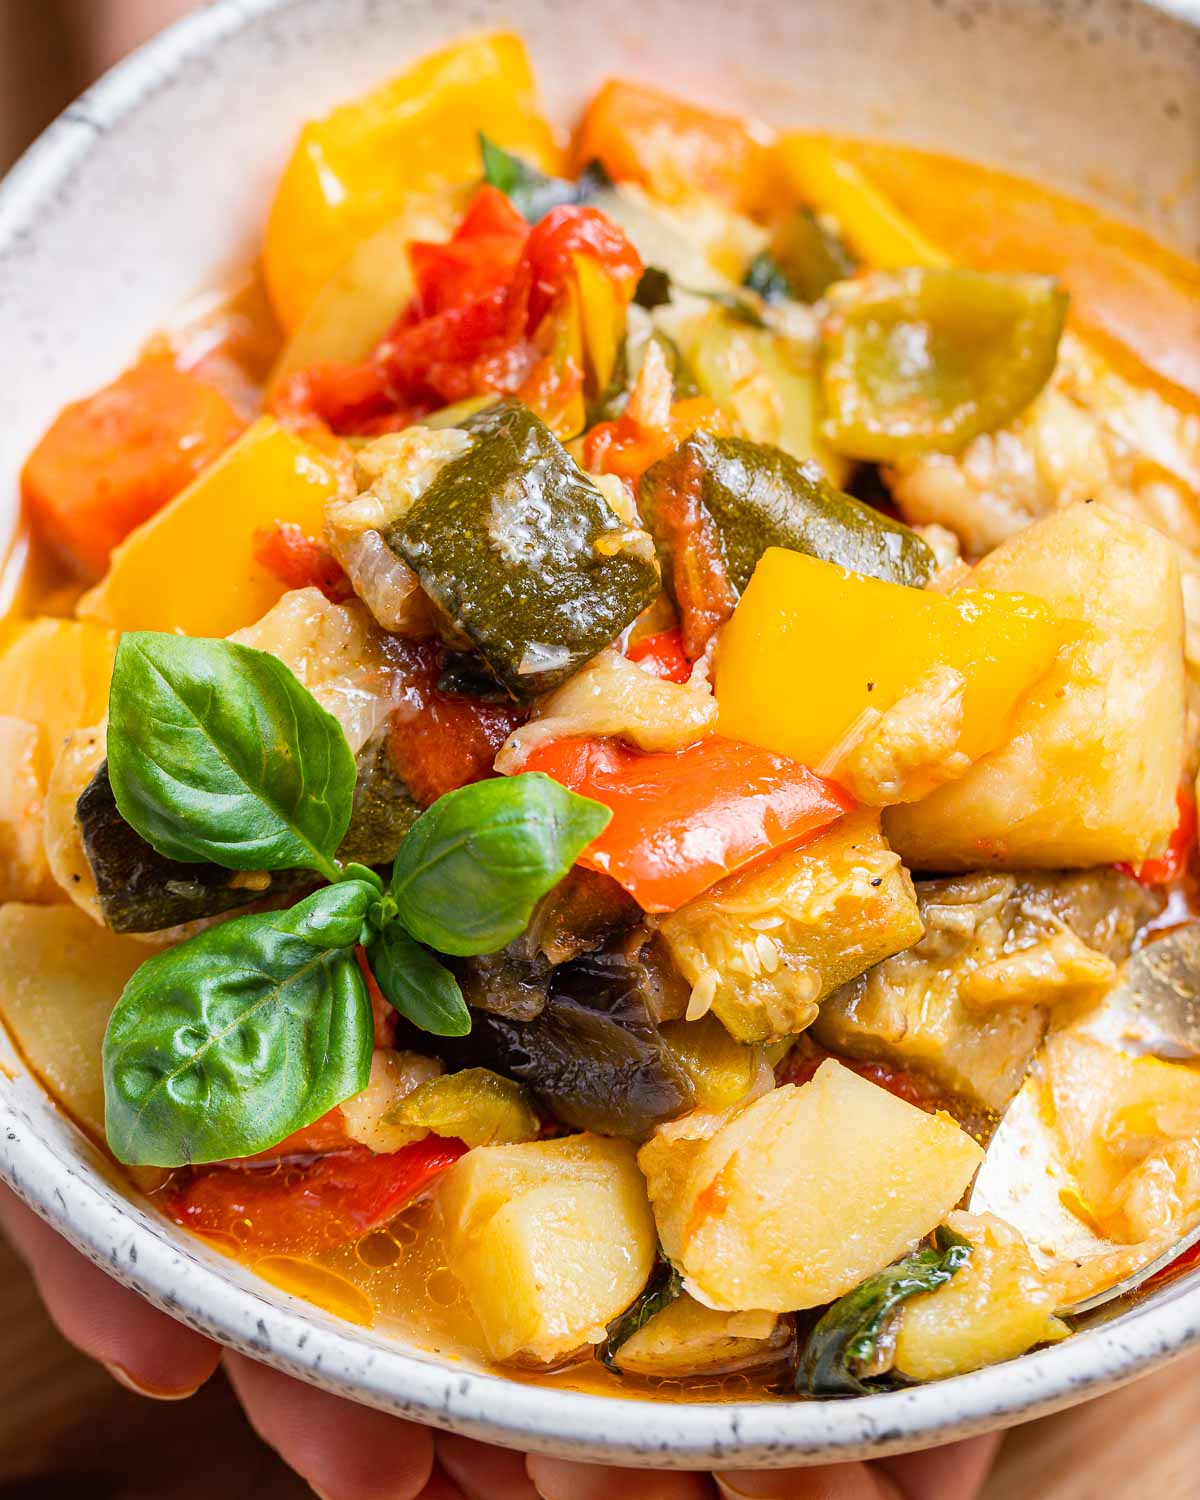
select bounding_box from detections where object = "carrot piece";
[572,79,775,213]
[22,353,243,580]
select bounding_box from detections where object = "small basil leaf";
[103,882,377,1166]
[597,1256,684,1372]
[794,1227,972,1396]
[107,632,356,880]
[389,773,611,957]
[479,133,611,224]
[367,924,471,1037]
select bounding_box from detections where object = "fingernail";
[102,1360,200,1401]
[715,1478,757,1499]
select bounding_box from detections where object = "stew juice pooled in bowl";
[3,30,1200,1400]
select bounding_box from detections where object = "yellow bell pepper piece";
[0,618,117,780]
[714,547,1069,788]
[774,134,949,271]
[263,33,559,332]
[78,418,343,638]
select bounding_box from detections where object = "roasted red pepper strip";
[626,628,692,684]
[1118,786,1197,886]
[162,1137,466,1252]
[522,735,854,912]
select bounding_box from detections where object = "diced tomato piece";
[521,204,643,327]
[626,628,692,684]
[584,396,725,485]
[162,1137,466,1252]
[777,1038,948,1115]
[522,734,853,911]
[22,353,243,579]
[253,521,354,602]
[1118,786,1197,886]
[386,640,527,806]
[269,359,405,435]
[407,184,529,318]
[572,79,775,213]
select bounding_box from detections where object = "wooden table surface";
[0,1228,1196,1500]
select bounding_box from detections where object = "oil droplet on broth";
[254,1255,376,1327]
[425,1267,462,1307]
[356,1231,401,1269]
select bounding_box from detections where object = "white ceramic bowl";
[2,0,1200,1469]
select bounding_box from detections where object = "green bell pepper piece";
[820,267,1068,462]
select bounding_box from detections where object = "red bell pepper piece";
[522,735,854,912]
[407,184,529,318]
[626,628,692,684]
[162,1137,466,1252]
[520,203,643,326]
[1118,786,1196,886]
[253,521,354,603]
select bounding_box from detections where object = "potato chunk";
[892,1212,1065,1381]
[887,503,1185,868]
[638,1062,983,1311]
[813,869,1151,1113]
[439,1134,656,1363]
[657,811,923,1043]
[613,1295,788,1379]
[0,903,147,1140]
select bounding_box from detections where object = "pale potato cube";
[0,717,59,903]
[614,1294,786,1378]
[887,504,1185,868]
[0,903,147,1140]
[638,1062,983,1311]
[440,1133,656,1364]
[657,811,923,1043]
[893,1212,1065,1382]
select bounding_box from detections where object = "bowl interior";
[2,0,1200,1467]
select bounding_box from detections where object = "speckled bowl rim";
[2,0,1200,1468]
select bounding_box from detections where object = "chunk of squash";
[715,547,1069,804]
[263,33,557,331]
[77,418,344,638]
[886,503,1185,867]
[892,1211,1065,1381]
[638,1061,983,1311]
[0,903,147,1140]
[0,718,58,903]
[657,810,923,1043]
[439,1134,657,1363]
[613,1295,788,1379]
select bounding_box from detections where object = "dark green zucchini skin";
[640,430,934,596]
[386,401,659,700]
[427,946,695,1140]
[78,737,419,935]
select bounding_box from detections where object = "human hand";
[0,1184,999,1499]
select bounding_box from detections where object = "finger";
[877,1434,1002,1500]
[713,1464,884,1499]
[224,1350,434,1500]
[526,1455,714,1500]
[419,1470,467,1500]
[436,1432,539,1500]
[0,1185,220,1398]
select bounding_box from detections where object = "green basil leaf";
[366,923,471,1037]
[107,632,357,880]
[103,881,377,1166]
[597,1256,684,1372]
[389,773,611,957]
[479,132,612,223]
[793,1227,972,1396]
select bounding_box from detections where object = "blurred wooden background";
[3,3,1200,1495]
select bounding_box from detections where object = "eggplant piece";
[385,401,659,700]
[434,946,696,1139]
[641,430,933,601]
[78,736,420,935]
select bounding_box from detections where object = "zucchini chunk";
[657,810,923,1043]
[76,737,419,935]
[385,401,659,699]
[813,868,1155,1113]
[612,1293,792,1380]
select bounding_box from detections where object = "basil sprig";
[793,1228,972,1396]
[101,632,610,1166]
[479,132,611,224]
